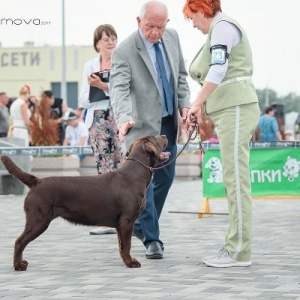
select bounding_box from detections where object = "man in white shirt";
[63,111,89,160]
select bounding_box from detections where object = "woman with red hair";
[183,0,260,268]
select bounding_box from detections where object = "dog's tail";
[1,155,38,188]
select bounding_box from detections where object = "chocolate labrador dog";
[1,135,168,271]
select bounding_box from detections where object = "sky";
[1,0,299,98]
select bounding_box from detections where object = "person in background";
[257,106,282,141]
[30,91,59,146]
[63,111,89,160]
[110,0,190,259]
[79,24,125,235]
[41,91,68,145]
[28,95,38,117]
[9,85,32,146]
[52,96,68,145]
[6,96,13,112]
[73,107,86,122]
[0,92,10,137]
[183,0,260,267]
[284,129,295,141]
[28,95,39,145]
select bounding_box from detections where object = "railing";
[0,141,299,156]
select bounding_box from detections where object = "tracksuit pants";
[209,102,260,261]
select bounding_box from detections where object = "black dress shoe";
[145,241,163,259]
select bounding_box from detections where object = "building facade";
[0,45,95,109]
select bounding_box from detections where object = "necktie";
[154,42,173,116]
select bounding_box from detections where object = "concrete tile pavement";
[0,179,300,299]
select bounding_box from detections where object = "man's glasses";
[100,38,118,44]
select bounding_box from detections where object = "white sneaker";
[203,247,251,268]
[89,227,116,235]
[202,255,216,264]
[202,246,224,263]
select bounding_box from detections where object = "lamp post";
[61,0,67,102]
[265,85,269,108]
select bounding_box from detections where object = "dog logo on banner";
[205,157,223,183]
[282,156,300,182]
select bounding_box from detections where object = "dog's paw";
[14,260,28,271]
[22,260,29,267]
[126,258,141,268]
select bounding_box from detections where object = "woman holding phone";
[79,24,125,235]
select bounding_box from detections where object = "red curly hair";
[183,0,221,18]
[30,93,59,146]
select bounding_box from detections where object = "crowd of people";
[0,0,298,269]
[0,85,88,150]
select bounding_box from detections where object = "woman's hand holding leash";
[186,103,201,130]
[185,104,205,154]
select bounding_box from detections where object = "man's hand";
[119,121,135,142]
[180,107,189,130]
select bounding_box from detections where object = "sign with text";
[203,148,300,197]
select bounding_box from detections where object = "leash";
[126,119,205,172]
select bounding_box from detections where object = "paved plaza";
[0,178,300,299]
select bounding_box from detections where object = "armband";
[210,44,229,66]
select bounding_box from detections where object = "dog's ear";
[142,137,158,156]
[126,137,146,156]
[126,143,133,157]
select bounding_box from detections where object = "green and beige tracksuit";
[189,15,260,261]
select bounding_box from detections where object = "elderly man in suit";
[110,0,190,259]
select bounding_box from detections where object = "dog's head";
[205,157,222,171]
[126,135,168,166]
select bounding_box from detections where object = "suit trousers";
[209,102,260,261]
[134,116,177,248]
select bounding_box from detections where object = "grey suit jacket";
[110,28,190,149]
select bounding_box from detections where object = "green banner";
[202,148,300,197]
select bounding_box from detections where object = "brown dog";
[1,135,168,271]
